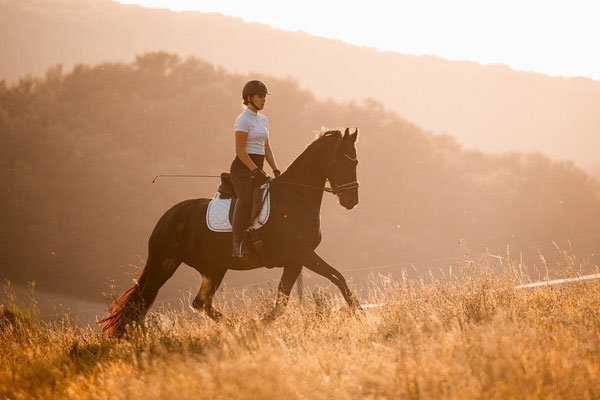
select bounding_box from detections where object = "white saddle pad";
[206,184,271,232]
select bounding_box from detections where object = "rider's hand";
[273,169,281,178]
[251,168,271,184]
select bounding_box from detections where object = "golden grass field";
[1,253,599,399]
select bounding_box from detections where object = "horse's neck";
[277,139,332,214]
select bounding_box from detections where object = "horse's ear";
[343,128,350,138]
[350,128,359,143]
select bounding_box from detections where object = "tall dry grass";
[1,255,599,399]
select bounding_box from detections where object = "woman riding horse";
[231,80,281,259]
[98,85,361,336]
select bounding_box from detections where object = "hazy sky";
[116,0,599,81]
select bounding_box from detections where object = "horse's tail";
[96,266,151,337]
[96,200,195,337]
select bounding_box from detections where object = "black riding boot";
[232,199,249,259]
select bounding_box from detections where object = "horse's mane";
[298,129,341,158]
[280,129,341,176]
[315,129,342,140]
[304,129,341,152]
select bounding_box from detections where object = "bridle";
[326,136,360,195]
[274,136,359,195]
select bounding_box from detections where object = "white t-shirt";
[233,107,269,155]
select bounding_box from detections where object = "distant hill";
[588,164,600,181]
[1,53,599,299]
[1,0,599,166]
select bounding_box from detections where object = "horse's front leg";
[299,250,363,312]
[262,265,302,323]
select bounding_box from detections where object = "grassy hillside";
[2,258,600,398]
[1,0,599,164]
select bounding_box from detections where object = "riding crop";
[152,174,221,183]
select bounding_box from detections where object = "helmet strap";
[248,97,261,112]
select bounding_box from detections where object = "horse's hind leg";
[98,254,181,336]
[262,265,302,322]
[191,267,227,321]
[140,256,181,310]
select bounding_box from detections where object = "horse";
[98,128,361,336]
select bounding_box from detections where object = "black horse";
[99,128,361,336]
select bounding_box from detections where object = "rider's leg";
[230,172,253,259]
[229,153,264,259]
[231,196,250,258]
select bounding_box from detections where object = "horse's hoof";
[348,303,365,317]
[221,318,235,329]
[211,313,232,326]
[260,310,279,325]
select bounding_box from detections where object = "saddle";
[206,173,272,233]
[216,172,236,200]
[216,173,268,224]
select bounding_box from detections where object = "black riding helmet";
[242,80,269,110]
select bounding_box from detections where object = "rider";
[231,80,281,259]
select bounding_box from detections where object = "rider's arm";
[235,131,259,171]
[264,138,278,172]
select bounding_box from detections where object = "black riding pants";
[230,154,265,225]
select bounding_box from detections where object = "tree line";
[1,52,599,298]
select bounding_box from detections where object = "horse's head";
[327,128,359,210]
